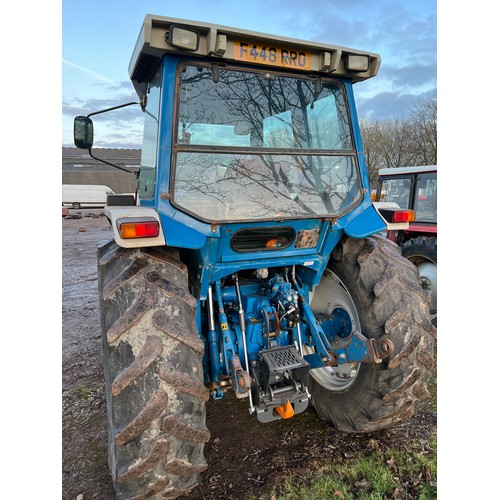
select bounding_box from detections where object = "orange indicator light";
[265,237,287,248]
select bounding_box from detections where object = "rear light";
[118,218,160,239]
[392,210,415,223]
[378,208,415,223]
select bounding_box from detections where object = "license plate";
[233,41,312,71]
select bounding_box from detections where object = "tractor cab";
[75,16,387,252]
[129,16,381,230]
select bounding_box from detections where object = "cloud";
[93,130,144,149]
[62,92,142,120]
[63,59,116,85]
[356,88,436,120]
[379,63,437,89]
[376,12,436,61]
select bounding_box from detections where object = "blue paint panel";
[155,55,181,205]
[344,82,371,195]
[160,213,209,249]
[345,204,386,238]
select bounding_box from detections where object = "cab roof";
[378,166,437,176]
[129,14,381,100]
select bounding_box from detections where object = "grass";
[66,381,101,401]
[271,438,437,499]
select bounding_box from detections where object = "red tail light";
[119,220,160,239]
[378,208,415,223]
[392,210,415,223]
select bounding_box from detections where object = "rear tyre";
[72,202,81,209]
[401,236,437,324]
[309,235,436,433]
[97,240,210,499]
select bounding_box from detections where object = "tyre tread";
[159,365,210,402]
[114,388,169,446]
[103,258,149,299]
[107,291,154,344]
[111,335,163,396]
[153,312,204,354]
[162,415,211,444]
[117,438,171,483]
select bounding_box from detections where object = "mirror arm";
[86,101,141,174]
[87,149,137,174]
[87,101,139,118]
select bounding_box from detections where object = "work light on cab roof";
[167,25,200,51]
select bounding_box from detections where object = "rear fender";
[104,206,166,248]
[344,204,388,238]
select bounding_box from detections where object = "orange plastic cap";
[275,400,295,419]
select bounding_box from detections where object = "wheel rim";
[415,260,437,317]
[307,268,362,391]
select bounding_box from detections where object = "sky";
[62,0,437,148]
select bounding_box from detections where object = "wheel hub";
[308,269,362,391]
[416,261,437,314]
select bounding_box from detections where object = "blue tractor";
[74,15,435,499]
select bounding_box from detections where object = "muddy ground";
[62,213,437,500]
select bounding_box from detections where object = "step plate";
[260,345,309,372]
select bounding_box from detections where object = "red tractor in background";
[374,165,437,324]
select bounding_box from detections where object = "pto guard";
[104,206,166,248]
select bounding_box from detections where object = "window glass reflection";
[177,65,352,150]
[174,64,360,221]
[174,153,360,221]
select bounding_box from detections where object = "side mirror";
[74,116,94,149]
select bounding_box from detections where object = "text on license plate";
[233,41,312,70]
